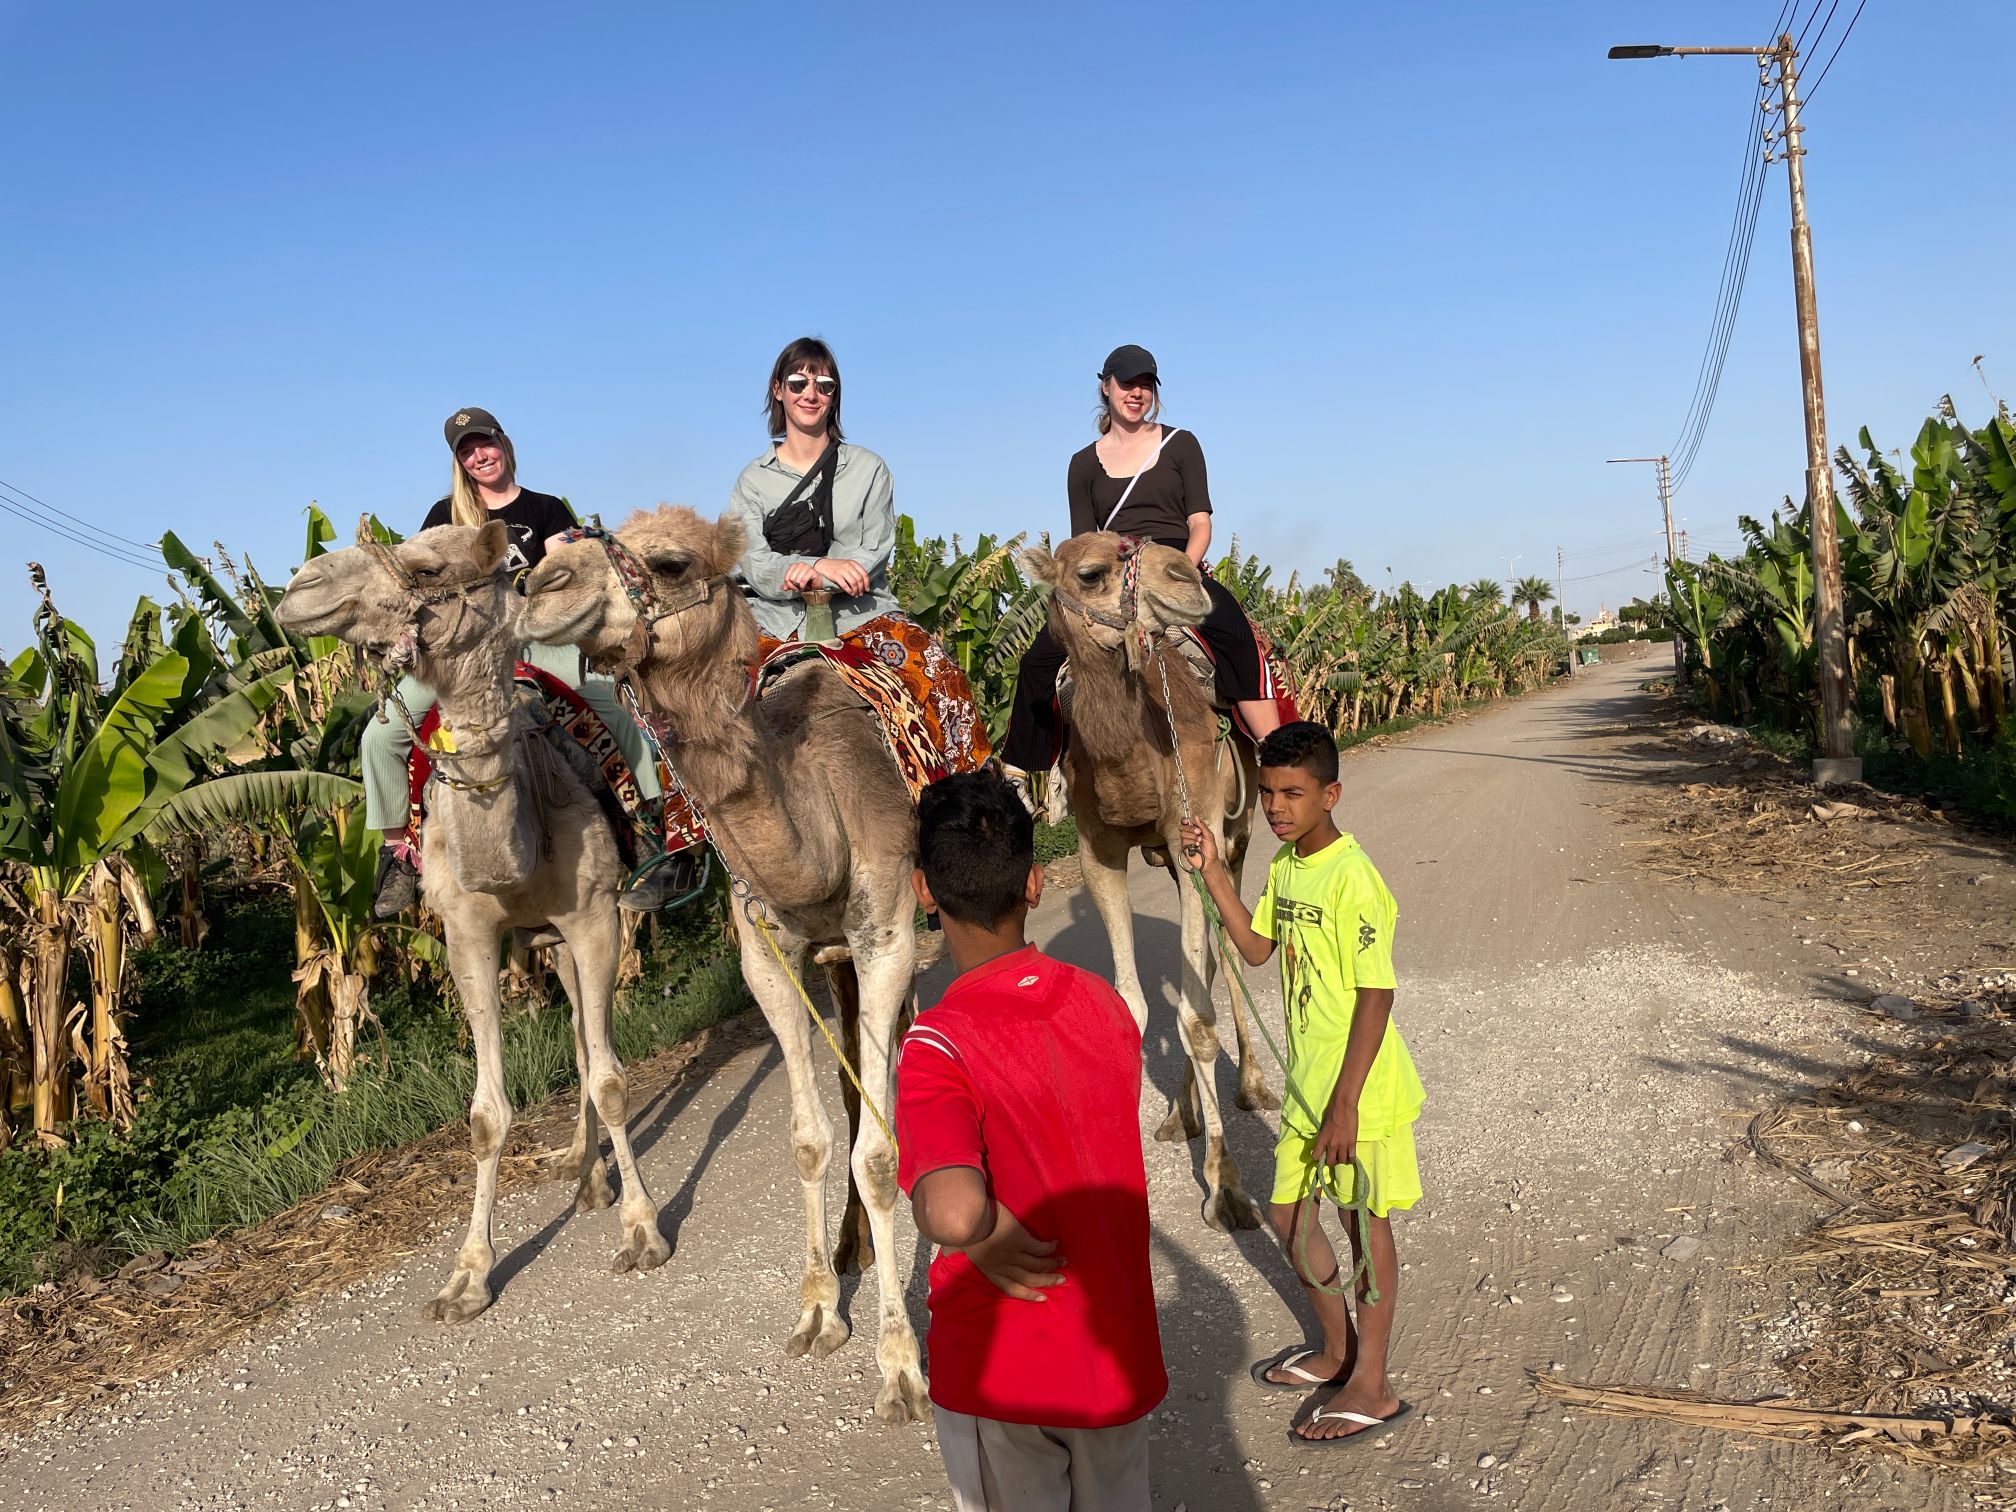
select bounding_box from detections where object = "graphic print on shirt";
[1358,918,1379,953]
[1276,892,1328,1037]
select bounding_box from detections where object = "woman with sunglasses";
[729,336,899,641]
[1001,344,1284,809]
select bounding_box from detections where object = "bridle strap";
[1049,535,1147,636]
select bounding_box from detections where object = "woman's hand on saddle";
[1179,817,1219,873]
[783,557,870,597]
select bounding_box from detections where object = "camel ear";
[473,520,511,574]
[1018,546,1057,587]
[713,511,748,576]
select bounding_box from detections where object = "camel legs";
[427,924,513,1324]
[846,935,929,1426]
[738,923,852,1363]
[548,943,615,1212]
[1173,852,1263,1233]
[1210,863,1280,1115]
[556,909,669,1275]
[1080,826,1151,1036]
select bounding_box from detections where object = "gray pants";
[359,640,661,833]
[932,1405,1150,1512]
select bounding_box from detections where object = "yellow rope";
[751,910,899,1151]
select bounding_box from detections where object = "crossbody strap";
[1099,427,1186,532]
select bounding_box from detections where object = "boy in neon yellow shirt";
[1182,720,1425,1448]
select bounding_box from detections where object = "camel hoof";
[612,1222,671,1275]
[1202,1188,1265,1234]
[1154,1104,1204,1144]
[575,1161,616,1212]
[424,1274,494,1325]
[874,1367,931,1425]
[787,1304,851,1360]
[833,1230,876,1277]
[1235,1082,1281,1113]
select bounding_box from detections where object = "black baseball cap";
[444,406,504,452]
[1099,344,1158,384]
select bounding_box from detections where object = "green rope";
[1185,865,1380,1304]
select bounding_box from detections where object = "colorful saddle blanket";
[402,662,702,866]
[1171,621,1301,739]
[750,613,992,801]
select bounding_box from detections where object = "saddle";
[1057,622,1297,744]
[401,662,691,873]
[748,613,992,802]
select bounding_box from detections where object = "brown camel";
[1020,532,1271,1232]
[520,507,930,1425]
[276,522,669,1323]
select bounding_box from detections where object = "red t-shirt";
[896,945,1167,1429]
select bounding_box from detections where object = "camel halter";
[1048,534,1148,639]
[1155,646,1379,1301]
[558,524,732,673]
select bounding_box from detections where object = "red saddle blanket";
[1171,621,1300,739]
[751,613,993,800]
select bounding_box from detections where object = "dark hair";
[1257,720,1339,784]
[916,771,1035,929]
[764,336,844,441]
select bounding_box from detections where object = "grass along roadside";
[0,899,750,1295]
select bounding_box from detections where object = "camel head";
[1020,533,1212,661]
[275,521,515,660]
[521,506,749,669]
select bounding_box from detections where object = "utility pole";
[1607,453,1685,685]
[1678,528,1690,562]
[1776,33,1858,783]
[1557,545,1569,671]
[1608,32,1861,785]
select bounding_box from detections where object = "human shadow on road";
[643,1040,782,1255]
[1045,887,1306,1324]
[1148,1225,1271,1512]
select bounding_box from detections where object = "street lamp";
[1609,32,1859,785]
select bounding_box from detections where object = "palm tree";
[1465,577,1504,608]
[1512,576,1556,622]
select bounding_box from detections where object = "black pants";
[999,575,1264,769]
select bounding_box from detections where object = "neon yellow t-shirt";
[1251,831,1426,1138]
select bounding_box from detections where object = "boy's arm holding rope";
[1312,987,1393,1171]
[1179,818,1274,967]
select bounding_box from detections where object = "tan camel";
[1020,532,1270,1232]
[519,507,930,1425]
[276,522,669,1323]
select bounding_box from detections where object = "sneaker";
[372,845,420,919]
[620,850,701,913]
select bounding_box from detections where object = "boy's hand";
[1313,1103,1359,1172]
[1179,818,1218,872]
[963,1202,1064,1302]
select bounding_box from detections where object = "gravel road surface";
[0,654,1966,1511]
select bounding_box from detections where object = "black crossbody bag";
[761,439,840,557]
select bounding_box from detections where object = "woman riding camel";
[729,337,900,641]
[364,407,673,916]
[1000,344,1284,809]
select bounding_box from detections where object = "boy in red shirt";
[897,771,1166,1511]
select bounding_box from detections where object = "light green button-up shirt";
[728,442,901,640]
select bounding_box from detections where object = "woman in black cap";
[1000,345,1283,808]
[362,407,671,917]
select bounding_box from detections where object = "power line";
[1562,557,1663,586]
[1802,0,1869,105]
[0,493,167,572]
[1794,0,1839,55]
[0,476,166,557]
[1666,75,1771,494]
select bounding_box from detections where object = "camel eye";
[1075,566,1106,586]
[652,557,690,580]
[413,565,441,579]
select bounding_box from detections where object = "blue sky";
[2,1,2010,636]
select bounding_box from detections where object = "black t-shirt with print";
[420,489,578,575]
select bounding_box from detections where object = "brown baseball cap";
[444,406,504,452]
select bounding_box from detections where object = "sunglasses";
[784,373,838,397]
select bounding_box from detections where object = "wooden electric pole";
[1607,32,1861,784]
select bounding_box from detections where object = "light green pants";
[359,640,662,833]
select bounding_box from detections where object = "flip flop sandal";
[1249,1346,1349,1393]
[1287,1401,1415,1447]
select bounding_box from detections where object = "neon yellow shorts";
[1270,1123,1423,1215]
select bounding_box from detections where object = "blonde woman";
[361,407,670,916]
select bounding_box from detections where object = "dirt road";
[0,654,1971,1510]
